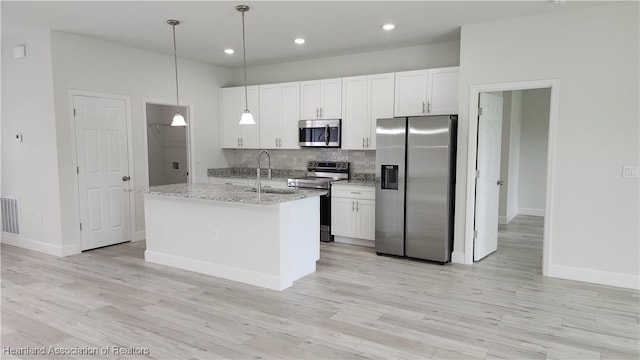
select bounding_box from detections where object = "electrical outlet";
[622,166,638,178]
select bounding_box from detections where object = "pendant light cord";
[172,23,180,115]
[241,10,249,111]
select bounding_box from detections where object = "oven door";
[299,119,341,147]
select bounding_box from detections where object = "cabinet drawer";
[331,185,375,200]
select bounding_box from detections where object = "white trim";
[334,236,374,248]
[451,251,465,264]
[548,264,640,290]
[69,90,135,251]
[134,230,146,242]
[1,234,80,257]
[518,208,545,217]
[145,250,289,291]
[463,79,560,279]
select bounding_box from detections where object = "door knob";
[497,180,504,186]
[122,176,130,181]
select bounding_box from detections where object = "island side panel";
[279,196,320,285]
[143,195,283,290]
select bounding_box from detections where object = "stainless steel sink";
[245,187,297,195]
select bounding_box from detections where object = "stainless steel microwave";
[298,119,341,147]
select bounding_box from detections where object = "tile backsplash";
[223,148,376,174]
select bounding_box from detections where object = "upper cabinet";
[342,73,394,150]
[300,78,342,120]
[221,86,260,149]
[259,82,300,149]
[394,66,459,117]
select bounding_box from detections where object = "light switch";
[15,134,23,143]
[622,166,638,178]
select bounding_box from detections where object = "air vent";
[1,196,20,235]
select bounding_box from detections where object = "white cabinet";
[300,78,342,120]
[259,82,300,149]
[394,66,459,117]
[220,86,260,149]
[342,73,394,150]
[331,184,375,244]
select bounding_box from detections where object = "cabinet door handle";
[422,101,426,113]
[352,201,355,211]
[427,101,431,113]
[356,201,359,212]
[279,138,282,147]
[240,138,243,147]
[316,107,319,118]
[320,107,323,118]
[366,137,369,147]
[276,138,278,147]
[362,138,365,148]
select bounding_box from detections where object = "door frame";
[141,98,194,187]
[68,90,135,251]
[461,79,560,276]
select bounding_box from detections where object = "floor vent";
[1,196,21,235]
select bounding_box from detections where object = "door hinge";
[76,166,80,174]
[73,108,76,117]
[80,222,83,231]
[473,230,478,238]
[478,107,483,116]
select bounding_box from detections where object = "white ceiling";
[2,1,605,68]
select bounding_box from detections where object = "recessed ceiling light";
[382,24,395,31]
[553,0,565,3]
[294,38,305,45]
[224,48,234,55]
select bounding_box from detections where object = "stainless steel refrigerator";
[375,115,457,263]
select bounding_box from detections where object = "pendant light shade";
[171,113,187,126]
[168,19,187,127]
[237,5,255,125]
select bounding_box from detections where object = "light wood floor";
[2,215,638,359]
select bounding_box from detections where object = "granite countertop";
[136,183,327,206]
[332,179,376,187]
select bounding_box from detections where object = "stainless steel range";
[288,161,350,242]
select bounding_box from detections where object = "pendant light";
[237,5,255,125]
[168,19,187,127]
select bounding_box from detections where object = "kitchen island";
[141,183,326,290]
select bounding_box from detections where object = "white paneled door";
[74,95,131,250]
[474,92,503,261]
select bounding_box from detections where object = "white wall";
[49,31,233,248]
[233,41,460,85]
[0,27,66,255]
[455,3,639,288]
[518,88,550,216]
[498,91,523,224]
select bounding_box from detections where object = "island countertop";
[139,183,327,205]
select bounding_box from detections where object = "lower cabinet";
[331,184,375,246]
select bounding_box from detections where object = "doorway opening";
[463,79,558,276]
[145,103,190,186]
[473,88,551,273]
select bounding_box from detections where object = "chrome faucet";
[256,150,272,197]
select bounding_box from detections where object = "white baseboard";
[498,212,517,225]
[518,208,545,217]
[134,230,146,241]
[451,251,466,264]
[334,236,374,248]
[145,250,290,290]
[1,234,80,257]
[548,264,640,290]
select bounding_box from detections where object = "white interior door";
[74,95,131,250]
[474,92,504,261]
